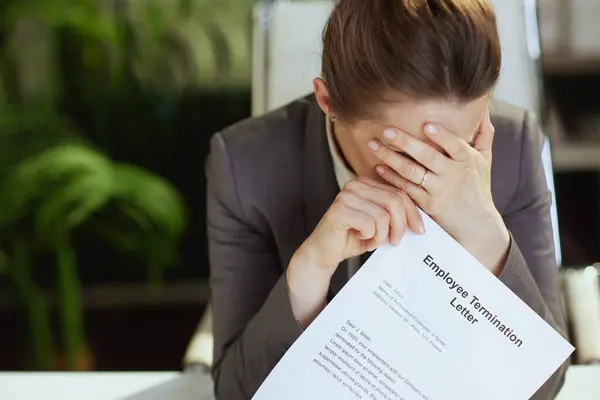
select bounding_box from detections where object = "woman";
[206,1,567,399]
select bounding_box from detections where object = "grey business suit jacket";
[206,96,569,400]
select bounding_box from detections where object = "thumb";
[473,109,495,162]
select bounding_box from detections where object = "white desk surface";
[0,372,179,400]
[0,366,598,399]
[556,366,600,400]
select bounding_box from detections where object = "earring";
[330,115,338,122]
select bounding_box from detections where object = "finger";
[473,109,495,163]
[335,191,390,250]
[345,195,391,248]
[354,178,425,241]
[380,127,449,173]
[375,165,430,207]
[422,123,471,162]
[332,194,376,240]
[368,140,430,185]
[361,178,425,238]
[402,193,425,235]
[347,179,408,245]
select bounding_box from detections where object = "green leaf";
[5,3,120,44]
[35,166,113,237]
[88,163,186,271]
[0,109,80,173]
[0,131,186,278]
[111,164,187,239]
[0,143,111,234]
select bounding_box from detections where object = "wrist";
[465,211,510,275]
[293,239,339,275]
[287,245,335,287]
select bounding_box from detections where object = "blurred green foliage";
[0,126,187,369]
[0,0,258,369]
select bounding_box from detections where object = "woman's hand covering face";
[368,108,511,274]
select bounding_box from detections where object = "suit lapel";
[302,97,349,297]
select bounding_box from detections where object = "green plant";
[0,1,191,369]
[0,0,258,370]
[0,119,186,369]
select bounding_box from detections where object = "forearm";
[286,247,334,328]
[497,237,569,399]
[212,248,336,399]
[460,208,511,276]
[212,276,303,400]
[498,237,562,329]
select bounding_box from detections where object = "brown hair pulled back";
[321,0,502,121]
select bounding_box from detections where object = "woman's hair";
[321,0,501,121]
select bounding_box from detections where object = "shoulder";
[489,99,546,211]
[490,100,526,134]
[216,96,313,158]
[490,99,544,151]
[206,96,313,219]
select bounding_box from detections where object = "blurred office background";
[0,0,599,375]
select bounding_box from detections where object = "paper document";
[252,213,574,400]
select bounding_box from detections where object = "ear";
[313,77,333,116]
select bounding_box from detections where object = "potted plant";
[0,0,193,370]
[0,119,187,369]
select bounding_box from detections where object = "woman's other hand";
[287,177,423,327]
[370,109,510,275]
[299,177,423,270]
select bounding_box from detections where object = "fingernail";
[383,129,396,140]
[425,124,437,134]
[376,165,385,175]
[418,223,426,234]
[368,141,379,151]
